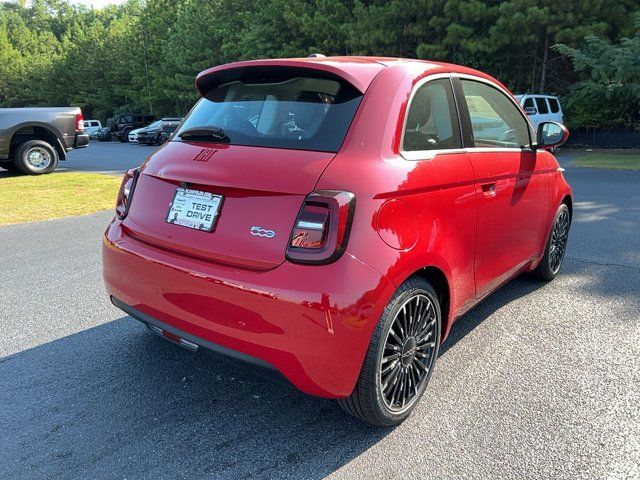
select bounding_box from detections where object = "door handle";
[481,182,496,197]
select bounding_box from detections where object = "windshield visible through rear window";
[175,75,362,152]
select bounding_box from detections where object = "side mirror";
[524,106,537,116]
[535,121,569,150]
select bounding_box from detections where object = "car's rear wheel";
[531,203,571,281]
[338,277,441,426]
[14,140,58,175]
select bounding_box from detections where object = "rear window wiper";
[178,126,230,143]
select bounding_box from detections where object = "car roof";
[195,56,500,96]
[516,94,559,99]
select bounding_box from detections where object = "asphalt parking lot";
[1,143,639,479]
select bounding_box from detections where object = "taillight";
[115,168,139,219]
[286,190,355,264]
[75,113,84,131]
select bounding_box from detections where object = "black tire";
[338,277,441,426]
[121,129,131,143]
[13,140,58,175]
[531,203,571,281]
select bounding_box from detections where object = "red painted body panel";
[124,142,336,270]
[103,57,572,397]
[104,220,394,397]
[470,150,550,297]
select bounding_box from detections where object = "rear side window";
[548,98,560,113]
[460,79,530,148]
[523,98,534,109]
[403,78,461,151]
[535,97,549,114]
[176,74,362,152]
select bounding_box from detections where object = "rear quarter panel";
[316,64,479,336]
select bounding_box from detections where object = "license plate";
[166,188,222,232]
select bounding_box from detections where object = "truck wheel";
[121,129,131,143]
[14,140,58,175]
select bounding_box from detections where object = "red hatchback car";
[103,56,571,426]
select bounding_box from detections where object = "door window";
[402,78,461,151]
[548,98,560,113]
[535,97,549,114]
[460,80,530,148]
[523,98,534,109]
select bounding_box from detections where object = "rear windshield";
[175,75,362,152]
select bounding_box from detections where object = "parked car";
[137,117,182,145]
[515,94,564,131]
[83,119,102,138]
[104,57,572,426]
[110,113,155,142]
[128,127,144,143]
[0,107,89,174]
[96,126,113,142]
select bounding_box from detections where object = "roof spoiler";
[195,59,380,96]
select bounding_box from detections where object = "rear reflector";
[286,190,355,264]
[146,323,198,351]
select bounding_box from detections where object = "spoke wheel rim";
[26,147,52,171]
[549,209,569,274]
[379,293,438,413]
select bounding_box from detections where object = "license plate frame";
[165,188,223,232]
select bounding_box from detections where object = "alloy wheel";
[379,294,438,413]
[549,209,570,274]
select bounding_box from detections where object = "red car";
[103,56,571,426]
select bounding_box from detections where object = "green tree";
[554,14,640,130]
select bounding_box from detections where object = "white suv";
[515,94,564,131]
[83,120,102,138]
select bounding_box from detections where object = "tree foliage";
[0,0,637,129]
[554,13,640,130]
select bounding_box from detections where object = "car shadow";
[2,252,638,479]
[1,318,389,479]
[0,168,19,178]
[439,274,545,356]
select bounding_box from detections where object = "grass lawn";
[0,171,122,225]
[572,152,640,170]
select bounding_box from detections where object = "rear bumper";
[111,296,287,383]
[103,218,394,398]
[74,133,89,149]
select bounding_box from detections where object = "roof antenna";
[308,53,326,58]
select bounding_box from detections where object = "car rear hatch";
[121,63,377,271]
[123,143,337,270]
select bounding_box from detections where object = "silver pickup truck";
[0,107,89,175]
